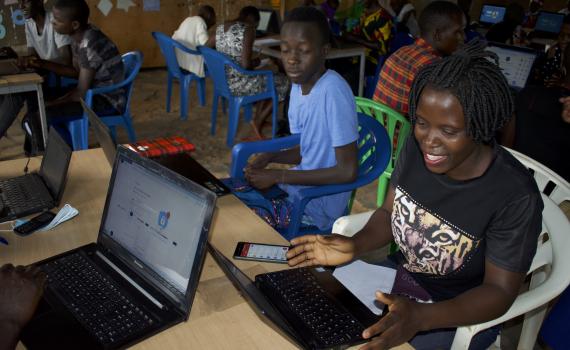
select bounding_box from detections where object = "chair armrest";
[230,135,301,178]
[332,211,374,237]
[171,40,200,56]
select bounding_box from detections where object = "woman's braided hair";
[408,40,514,143]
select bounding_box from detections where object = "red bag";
[125,136,195,158]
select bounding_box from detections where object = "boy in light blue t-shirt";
[231,6,358,233]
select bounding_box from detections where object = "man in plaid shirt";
[373,1,465,116]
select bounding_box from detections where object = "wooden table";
[0,73,47,148]
[254,38,367,97]
[0,149,411,350]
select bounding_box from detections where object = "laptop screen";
[100,148,215,296]
[39,127,72,202]
[479,5,506,25]
[257,10,273,32]
[486,43,537,90]
[535,11,564,33]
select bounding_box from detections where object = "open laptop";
[256,9,280,37]
[479,4,506,26]
[0,59,21,75]
[486,42,538,90]
[0,127,72,222]
[208,243,380,350]
[82,99,231,197]
[533,11,565,39]
[21,146,217,349]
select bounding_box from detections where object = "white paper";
[254,38,281,47]
[97,0,113,16]
[333,260,397,315]
[117,0,136,12]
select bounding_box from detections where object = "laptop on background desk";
[479,4,506,27]
[82,99,231,197]
[21,146,217,349]
[0,127,71,222]
[208,243,380,350]
[486,42,538,90]
[532,11,565,39]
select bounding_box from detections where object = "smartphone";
[233,241,289,263]
[13,211,56,236]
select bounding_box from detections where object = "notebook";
[208,243,380,350]
[479,4,506,26]
[21,146,217,349]
[0,127,71,222]
[82,99,231,197]
[486,42,538,90]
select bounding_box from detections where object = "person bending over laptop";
[0,264,46,350]
[226,7,358,233]
[0,0,73,142]
[23,0,124,154]
[287,41,543,350]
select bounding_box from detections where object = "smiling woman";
[286,40,544,350]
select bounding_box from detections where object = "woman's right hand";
[287,234,356,267]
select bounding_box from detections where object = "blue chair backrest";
[198,46,239,97]
[356,113,391,179]
[121,51,143,114]
[152,31,200,80]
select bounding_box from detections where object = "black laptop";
[0,127,72,222]
[478,4,506,27]
[82,99,231,197]
[208,243,380,350]
[21,146,217,349]
[486,42,538,90]
[533,11,565,39]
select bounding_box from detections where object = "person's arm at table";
[0,264,46,350]
[245,141,358,189]
[287,184,396,267]
[46,66,94,107]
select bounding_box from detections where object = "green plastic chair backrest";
[355,97,411,207]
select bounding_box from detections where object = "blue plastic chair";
[49,51,142,150]
[152,31,206,120]
[229,113,391,240]
[198,45,279,147]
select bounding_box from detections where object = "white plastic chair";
[332,148,570,350]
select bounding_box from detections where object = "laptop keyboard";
[0,174,52,216]
[257,268,365,348]
[41,252,156,345]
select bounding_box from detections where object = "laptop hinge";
[96,251,164,310]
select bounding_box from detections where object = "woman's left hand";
[359,292,425,350]
[244,168,279,190]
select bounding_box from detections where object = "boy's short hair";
[238,6,260,23]
[54,0,90,26]
[282,7,330,46]
[418,1,463,36]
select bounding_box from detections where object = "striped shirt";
[373,38,440,116]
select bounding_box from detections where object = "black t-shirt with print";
[390,138,543,301]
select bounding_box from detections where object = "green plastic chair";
[355,97,411,207]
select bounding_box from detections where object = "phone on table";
[233,241,289,264]
[13,211,56,236]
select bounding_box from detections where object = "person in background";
[390,0,419,38]
[485,3,525,44]
[172,5,216,78]
[535,15,570,86]
[23,0,124,154]
[287,41,543,350]
[0,0,73,141]
[320,0,339,22]
[227,7,358,233]
[0,264,46,350]
[511,44,570,181]
[210,6,289,140]
[523,0,543,29]
[373,1,465,117]
[344,0,393,76]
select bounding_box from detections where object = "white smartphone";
[233,241,289,264]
